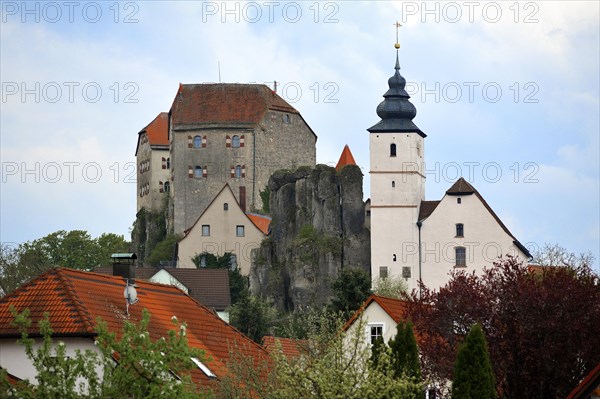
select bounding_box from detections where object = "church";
[367,42,531,292]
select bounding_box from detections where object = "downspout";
[252,130,257,210]
[417,220,422,299]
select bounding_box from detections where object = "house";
[136,83,317,236]
[93,266,231,320]
[368,46,531,292]
[343,294,410,347]
[0,267,267,388]
[177,184,271,275]
[135,112,170,212]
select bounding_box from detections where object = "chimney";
[111,253,137,279]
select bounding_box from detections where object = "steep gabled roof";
[170,83,297,128]
[92,267,231,311]
[182,184,268,238]
[335,145,357,172]
[424,177,531,258]
[135,112,169,156]
[0,268,267,385]
[343,294,409,331]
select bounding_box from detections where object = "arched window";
[193,135,202,148]
[232,135,241,148]
[194,166,202,178]
[390,143,397,157]
[224,203,229,211]
[235,165,242,178]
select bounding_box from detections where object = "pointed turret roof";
[368,52,425,137]
[335,144,357,171]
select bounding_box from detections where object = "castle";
[135,83,317,236]
[136,44,531,293]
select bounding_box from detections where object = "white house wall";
[0,337,103,385]
[417,193,529,290]
[177,186,265,275]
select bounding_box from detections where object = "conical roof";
[336,144,357,171]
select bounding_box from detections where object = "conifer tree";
[389,321,421,380]
[452,323,496,399]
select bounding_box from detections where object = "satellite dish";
[124,284,139,305]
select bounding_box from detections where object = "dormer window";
[390,143,397,157]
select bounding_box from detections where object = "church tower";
[368,29,426,283]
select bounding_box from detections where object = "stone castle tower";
[136,83,317,236]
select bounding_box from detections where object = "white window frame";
[367,323,385,345]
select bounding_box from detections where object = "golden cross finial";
[394,21,402,49]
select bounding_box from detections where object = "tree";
[406,255,600,399]
[228,293,277,344]
[372,275,408,299]
[1,307,210,398]
[330,267,372,316]
[146,234,180,266]
[389,321,421,381]
[0,231,130,296]
[452,323,496,399]
[219,314,423,399]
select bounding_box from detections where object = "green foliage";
[372,275,408,299]
[293,225,342,258]
[259,186,270,214]
[389,321,421,381]
[330,267,372,316]
[452,324,496,399]
[2,307,210,398]
[191,252,249,305]
[219,315,423,399]
[0,231,130,296]
[228,292,277,344]
[146,234,180,266]
[131,204,168,265]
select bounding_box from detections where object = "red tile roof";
[246,213,271,235]
[262,336,306,359]
[92,267,231,311]
[170,84,298,128]
[144,112,169,146]
[0,268,267,386]
[343,294,409,331]
[335,145,357,171]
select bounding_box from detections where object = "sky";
[1,1,598,271]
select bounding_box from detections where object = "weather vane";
[394,21,402,49]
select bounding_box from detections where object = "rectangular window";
[456,223,464,237]
[370,324,383,344]
[455,247,466,267]
[402,267,411,278]
[379,266,388,279]
[236,225,245,237]
[202,225,210,237]
[229,254,238,271]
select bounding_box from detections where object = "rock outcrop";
[250,164,370,311]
